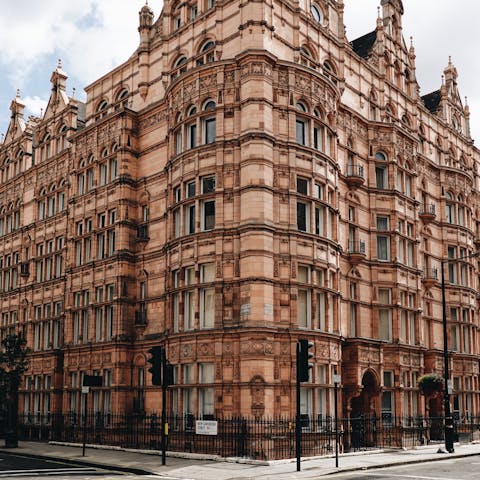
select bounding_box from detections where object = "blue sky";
[0,1,479,141]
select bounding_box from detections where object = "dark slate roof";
[421,90,442,114]
[350,30,377,59]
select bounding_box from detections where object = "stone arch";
[350,368,380,418]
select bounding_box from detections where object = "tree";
[0,334,30,447]
[418,373,443,397]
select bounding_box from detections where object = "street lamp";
[440,250,479,454]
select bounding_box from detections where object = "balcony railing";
[346,164,365,179]
[348,240,366,255]
[420,204,436,216]
[423,267,438,281]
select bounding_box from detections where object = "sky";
[0,1,479,141]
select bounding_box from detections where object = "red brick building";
[0,0,478,423]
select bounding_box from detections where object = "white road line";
[0,467,96,474]
[352,473,458,480]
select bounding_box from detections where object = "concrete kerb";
[2,442,480,478]
[0,447,153,476]
[321,450,480,476]
[48,441,388,466]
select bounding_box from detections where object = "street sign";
[81,386,89,394]
[196,420,218,435]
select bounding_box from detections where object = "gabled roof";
[350,31,377,59]
[421,90,441,114]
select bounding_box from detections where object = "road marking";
[0,467,97,475]
[353,473,458,480]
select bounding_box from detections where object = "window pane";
[296,120,306,145]
[297,202,307,231]
[205,118,216,144]
[203,201,215,230]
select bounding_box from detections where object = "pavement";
[1,440,480,479]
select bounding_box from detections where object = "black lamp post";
[440,250,479,453]
[440,260,454,453]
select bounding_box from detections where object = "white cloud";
[0,0,164,89]
[23,96,48,118]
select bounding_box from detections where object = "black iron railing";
[14,414,480,460]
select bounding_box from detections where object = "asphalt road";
[329,455,480,480]
[0,450,117,477]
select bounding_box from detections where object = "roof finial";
[40,108,44,117]
[72,87,76,99]
[448,55,452,66]
[465,96,468,106]
[441,74,445,85]
[16,88,20,98]
[377,6,381,18]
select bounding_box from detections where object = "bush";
[418,374,443,396]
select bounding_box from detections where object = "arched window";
[197,40,215,65]
[375,151,388,189]
[310,4,323,23]
[457,195,466,226]
[300,46,316,68]
[14,150,23,177]
[117,88,129,102]
[57,124,69,152]
[172,55,188,80]
[172,3,182,31]
[445,192,455,224]
[396,158,413,197]
[174,56,187,69]
[313,108,324,151]
[185,106,198,149]
[385,103,396,122]
[296,102,309,146]
[174,112,183,155]
[202,100,216,144]
[97,100,108,113]
[2,158,10,182]
[401,114,411,128]
[57,179,66,213]
[41,133,52,161]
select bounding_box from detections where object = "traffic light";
[148,346,162,386]
[163,361,175,387]
[297,339,314,382]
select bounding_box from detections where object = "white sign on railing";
[196,420,218,436]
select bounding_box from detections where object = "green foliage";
[0,334,30,396]
[418,373,443,396]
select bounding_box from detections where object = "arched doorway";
[349,369,381,449]
[350,369,380,418]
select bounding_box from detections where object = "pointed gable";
[4,90,26,142]
[43,59,71,121]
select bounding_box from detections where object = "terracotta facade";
[0,0,479,421]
